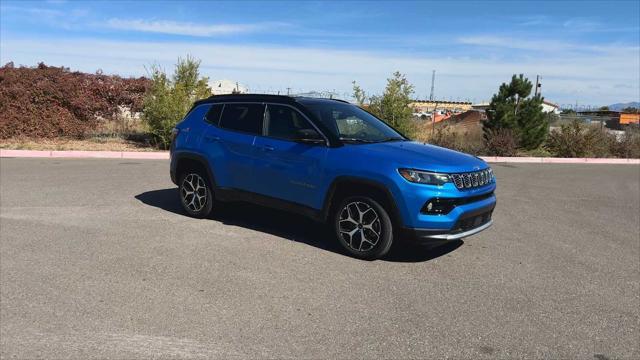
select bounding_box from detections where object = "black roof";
[193,93,349,107]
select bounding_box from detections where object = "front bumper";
[401,202,495,243]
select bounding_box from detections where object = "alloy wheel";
[338,201,382,252]
[181,173,207,212]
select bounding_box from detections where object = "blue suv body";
[170,94,496,259]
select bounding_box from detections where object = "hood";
[353,141,488,173]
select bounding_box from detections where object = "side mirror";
[295,129,325,145]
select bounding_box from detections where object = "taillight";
[171,128,180,142]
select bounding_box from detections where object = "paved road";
[1,158,638,359]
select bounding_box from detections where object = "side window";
[204,104,223,125]
[333,111,385,138]
[265,104,320,140]
[219,103,265,134]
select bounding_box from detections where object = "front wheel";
[334,196,393,260]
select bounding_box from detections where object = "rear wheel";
[178,170,213,218]
[334,196,393,260]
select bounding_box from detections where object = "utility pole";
[431,101,439,136]
[429,70,435,101]
[534,75,541,97]
[286,87,291,96]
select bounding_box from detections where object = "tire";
[178,169,214,218]
[334,196,393,260]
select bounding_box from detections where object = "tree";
[599,106,610,111]
[483,74,548,150]
[622,107,638,113]
[351,80,367,106]
[366,71,415,137]
[142,56,211,148]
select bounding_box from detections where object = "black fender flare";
[320,176,401,225]
[171,152,217,187]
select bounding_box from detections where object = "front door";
[252,104,328,209]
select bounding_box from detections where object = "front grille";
[451,168,494,190]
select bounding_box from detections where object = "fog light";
[421,198,456,215]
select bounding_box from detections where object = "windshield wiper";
[339,137,375,143]
[377,137,405,142]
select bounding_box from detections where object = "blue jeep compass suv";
[170,94,496,259]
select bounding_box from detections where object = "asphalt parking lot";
[1,158,638,359]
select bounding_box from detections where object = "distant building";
[209,79,248,95]
[620,113,640,125]
[472,102,490,111]
[446,110,487,128]
[542,100,560,114]
[577,110,640,129]
[409,100,473,114]
[473,100,560,114]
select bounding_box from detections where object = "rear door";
[252,104,328,209]
[202,102,265,192]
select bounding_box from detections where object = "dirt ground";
[0,137,156,151]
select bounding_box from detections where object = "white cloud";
[457,35,639,54]
[562,18,639,33]
[1,37,638,105]
[105,19,287,37]
[1,5,89,30]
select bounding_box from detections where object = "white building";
[473,100,560,114]
[209,79,248,95]
[542,100,560,114]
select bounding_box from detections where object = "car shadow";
[135,188,463,263]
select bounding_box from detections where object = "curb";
[1,149,638,164]
[479,156,640,164]
[0,149,169,160]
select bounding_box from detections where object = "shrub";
[484,129,519,156]
[416,123,486,155]
[142,56,211,148]
[517,147,552,157]
[545,120,621,158]
[610,128,640,158]
[0,62,150,139]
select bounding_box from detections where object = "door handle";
[260,145,275,152]
[204,135,220,143]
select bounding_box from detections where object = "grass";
[0,118,160,152]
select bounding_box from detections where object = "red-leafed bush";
[0,62,151,139]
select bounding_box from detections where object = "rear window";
[219,103,265,134]
[204,104,223,125]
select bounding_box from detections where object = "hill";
[608,102,640,111]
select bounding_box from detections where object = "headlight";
[398,169,450,186]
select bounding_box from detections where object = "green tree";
[599,106,610,111]
[143,56,211,148]
[622,107,638,113]
[351,80,367,106]
[483,74,548,150]
[366,71,415,137]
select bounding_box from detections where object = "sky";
[1,0,639,107]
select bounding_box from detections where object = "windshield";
[301,101,405,143]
